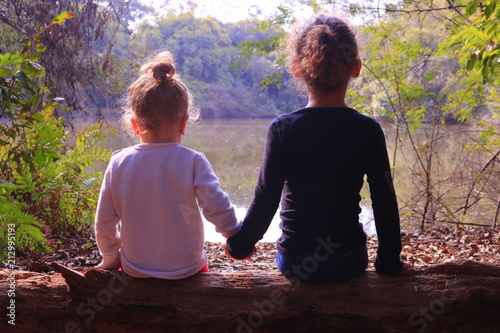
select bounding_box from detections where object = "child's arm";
[94,168,121,270]
[193,153,241,238]
[367,122,404,273]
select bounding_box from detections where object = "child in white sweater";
[94,52,241,279]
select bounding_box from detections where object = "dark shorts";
[276,246,368,283]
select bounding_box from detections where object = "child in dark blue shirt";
[225,13,407,282]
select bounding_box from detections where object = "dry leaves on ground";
[208,226,499,272]
[5,226,498,274]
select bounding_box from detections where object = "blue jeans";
[276,246,368,283]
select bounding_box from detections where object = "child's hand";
[402,262,414,270]
[222,243,256,260]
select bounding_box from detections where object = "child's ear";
[291,61,302,78]
[351,59,362,78]
[178,115,189,135]
[131,117,140,135]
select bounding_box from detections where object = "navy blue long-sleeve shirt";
[227,107,403,272]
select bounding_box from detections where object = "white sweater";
[94,142,240,279]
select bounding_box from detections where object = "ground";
[5,226,498,274]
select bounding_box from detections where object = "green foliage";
[0,13,116,258]
[0,1,145,113]
[0,188,47,255]
[456,0,499,84]
[351,0,498,126]
[359,18,452,124]
[1,106,115,255]
[349,0,499,228]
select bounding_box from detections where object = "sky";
[194,0,285,23]
[147,0,311,24]
[145,0,389,26]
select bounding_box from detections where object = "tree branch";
[464,149,500,216]
[0,12,26,36]
[385,5,467,14]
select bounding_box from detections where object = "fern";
[0,194,48,261]
[82,177,98,190]
[1,111,116,253]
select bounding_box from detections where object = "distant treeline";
[1,0,496,122]
[109,13,307,119]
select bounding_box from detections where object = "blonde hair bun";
[140,52,177,86]
[122,50,198,133]
[152,62,176,85]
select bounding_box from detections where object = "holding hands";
[222,243,256,261]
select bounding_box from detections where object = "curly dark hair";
[287,13,360,94]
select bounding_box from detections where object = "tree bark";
[1,260,499,333]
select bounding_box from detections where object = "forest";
[0,0,498,257]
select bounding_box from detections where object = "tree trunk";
[1,260,500,333]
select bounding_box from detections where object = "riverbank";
[5,226,498,274]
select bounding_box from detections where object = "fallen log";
[1,260,499,333]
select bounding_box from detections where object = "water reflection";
[203,205,376,242]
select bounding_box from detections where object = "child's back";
[226,13,405,282]
[272,107,396,252]
[95,52,240,279]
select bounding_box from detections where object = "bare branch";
[385,5,467,14]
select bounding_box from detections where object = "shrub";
[0,12,115,259]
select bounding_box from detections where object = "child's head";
[287,13,360,94]
[123,51,197,133]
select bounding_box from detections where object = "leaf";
[35,43,47,53]
[0,52,11,66]
[0,67,12,76]
[466,53,477,71]
[1,53,24,66]
[16,70,36,94]
[484,2,496,20]
[33,148,48,166]
[21,62,44,78]
[50,12,75,26]
[481,57,490,81]
[486,24,497,36]
[466,1,479,17]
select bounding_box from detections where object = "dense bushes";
[0,13,114,258]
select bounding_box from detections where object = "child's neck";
[306,89,348,108]
[138,121,182,144]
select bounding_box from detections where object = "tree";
[0,11,116,258]
[0,0,150,117]
[359,0,499,228]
